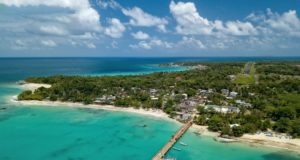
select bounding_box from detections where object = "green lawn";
[235,62,256,85]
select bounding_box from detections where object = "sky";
[0,0,300,57]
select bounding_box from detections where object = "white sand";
[190,124,300,152]
[19,83,51,91]
[11,98,172,120]
[236,133,300,152]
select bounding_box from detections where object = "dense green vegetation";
[18,62,300,138]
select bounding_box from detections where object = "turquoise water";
[0,58,300,160]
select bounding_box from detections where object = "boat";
[193,131,202,136]
[172,147,181,151]
[213,137,238,143]
[179,142,188,146]
[163,158,176,160]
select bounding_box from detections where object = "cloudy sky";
[0,0,300,57]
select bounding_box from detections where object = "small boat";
[179,142,188,146]
[163,158,176,160]
[193,131,201,136]
[172,147,181,151]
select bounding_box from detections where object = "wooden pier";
[152,120,193,160]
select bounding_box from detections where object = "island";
[16,61,300,152]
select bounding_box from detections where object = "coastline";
[12,83,300,154]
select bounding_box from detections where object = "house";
[208,89,214,94]
[230,124,240,128]
[205,105,222,112]
[229,91,238,97]
[235,100,252,108]
[182,93,188,100]
[149,89,157,95]
[199,89,208,95]
[221,89,229,96]
[150,95,159,100]
[94,96,106,104]
[94,95,116,104]
[227,106,240,113]
[178,100,198,112]
[226,91,238,99]
[175,112,191,121]
[228,75,236,81]
[204,105,240,114]
[107,95,116,101]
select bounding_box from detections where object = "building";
[235,99,252,108]
[229,91,238,97]
[175,112,191,121]
[182,93,188,100]
[204,105,240,114]
[149,89,158,95]
[178,100,198,112]
[94,95,116,104]
[150,95,159,100]
[221,89,229,96]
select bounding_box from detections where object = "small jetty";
[152,119,193,160]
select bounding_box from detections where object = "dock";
[152,120,193,160]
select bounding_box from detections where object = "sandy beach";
[19,83,51,91]
[11,83,300,153]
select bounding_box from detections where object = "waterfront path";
[152,119,193,160]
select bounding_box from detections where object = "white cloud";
[0,0,102,49]
[122,7,168,32]
[104,18,126,38]
[130,41,151,49]
[41,40,57,47]
[265,9,300,37]
[170,1,213,35]
[70,32,97,40]
[178,37,206,49]
[169,1,257,36]
[97,0,121,10]
[40,26,68,36]
[214,20,257,36]
[15,40,26,47]
[0,0,101,32]
[130,39,173,49]
[131,31,150,40]
[85,42,96,48]
[246,9,300,37]
[0,0,89,9]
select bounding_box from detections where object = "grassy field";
[235,62,256,85]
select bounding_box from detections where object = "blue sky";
[0,0,300,57]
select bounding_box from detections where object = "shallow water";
[0,58,300,160]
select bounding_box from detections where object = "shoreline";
[12,83,300,154]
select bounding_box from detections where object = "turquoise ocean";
[0,57,300,160]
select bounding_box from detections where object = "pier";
[152,119,193,160]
